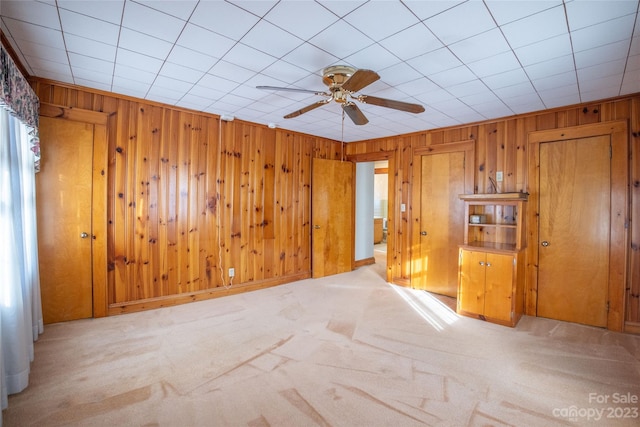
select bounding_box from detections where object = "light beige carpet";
[4,261,640,426]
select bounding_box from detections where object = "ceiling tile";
[282,43,339,73]
[514,34,572,66]
[153,75,193,92]
[482,68,530,90]
[424,1,496,45]
[258,61,314,87]
[65,34,117,62]
[428,65,477,88]
[190,1,260,41]
[176,24,235,59]
[566,0,638,31]
[524,55,575,80]
[485,0,562,26]
[379,23,443,61]
[72,66,112,85]
[467,51,521,78]
[9,39,68,65]
[59,9,120,45]
[316,1,367,19]
[265,1,338,40]
[531,70,577,91]
[122,1,186,42]
[239,20,303,58]
[228,0,278,18]
[500,5,568,49]
[571,15,636,52]
[376,62,423,87]
[57,0,124,24]
[343,1,420,41]
[198,73,241,93]
[68,52,113,74]
[222,44,277,73]
[159,62,205,84]
[447,79,491,98]
[1,1,59,29]
[403,1,465,21]
[449,28,510,64]
[119,28,173,60]
[136,0,198,20]
[309,20,374,59]
[113,63,157,86]
[3,18,65,49]
[166,46,218,73]
[208,60,256,84]
[575,39,633,69]
[577,59,627,81]
[345,43,401,72]
[407,47,462,76]
[115,48,164,75]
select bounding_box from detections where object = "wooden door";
[312,158,354,278]
[458,249,485,315]
[415,152,465,296]
[37,117,94,323]
[537,136,610,327]
[483,253,514,323]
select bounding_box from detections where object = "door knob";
[314,225,320,229]
[541,240,550,247]
[80,232,89,238]
[420,231,427,236]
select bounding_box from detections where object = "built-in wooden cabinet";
[457,193,527,327]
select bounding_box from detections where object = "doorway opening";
[373,160,388,276]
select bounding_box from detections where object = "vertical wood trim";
[92,123,108,317]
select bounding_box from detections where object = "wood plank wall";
[346,95,640,328]
[31,79,341,314]
[30,78,640,328]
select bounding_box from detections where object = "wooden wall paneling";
[628,98,640,327]
[134,105,151,300]
[239,124,252,283]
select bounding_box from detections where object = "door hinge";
[609,145,612,159]
[606,301,610,313]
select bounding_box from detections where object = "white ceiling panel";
[1,0,638,142]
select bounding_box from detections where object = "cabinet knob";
[80,232,89,239]
[420,231,427,236]
[541,240,550,247]
[486,262,492,267]
[479,261,485,266]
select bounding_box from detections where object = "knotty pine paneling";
[31,79,338,313]
[347,94,640,330]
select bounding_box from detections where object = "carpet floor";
[4,261,640,426]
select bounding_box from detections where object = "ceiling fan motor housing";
[322,65,356,88]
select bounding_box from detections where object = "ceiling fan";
[257,65,425,125]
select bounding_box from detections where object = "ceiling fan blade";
[357,95,425,113]
[284,99,331,119]
[340,69,380,93]
[257,85,329,96]
[342,102,369,125]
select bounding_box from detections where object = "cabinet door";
[484,253,514,322]
[458,250,485,315]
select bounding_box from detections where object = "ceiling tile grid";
[1,0,638,142]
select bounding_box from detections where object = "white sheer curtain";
[0,107,43,413]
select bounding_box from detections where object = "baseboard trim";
[354,257,375,268]
[107,272,311,316]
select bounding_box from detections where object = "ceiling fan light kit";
[257,65,425,126]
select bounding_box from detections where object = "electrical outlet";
[228,268,235,278]
[496,171,504,182]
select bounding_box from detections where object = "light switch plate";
[496,171,503,182]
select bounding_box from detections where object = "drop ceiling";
[1,0,639,142]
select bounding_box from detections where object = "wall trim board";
[354,257,376,268]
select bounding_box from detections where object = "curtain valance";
[0,44,40,171]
